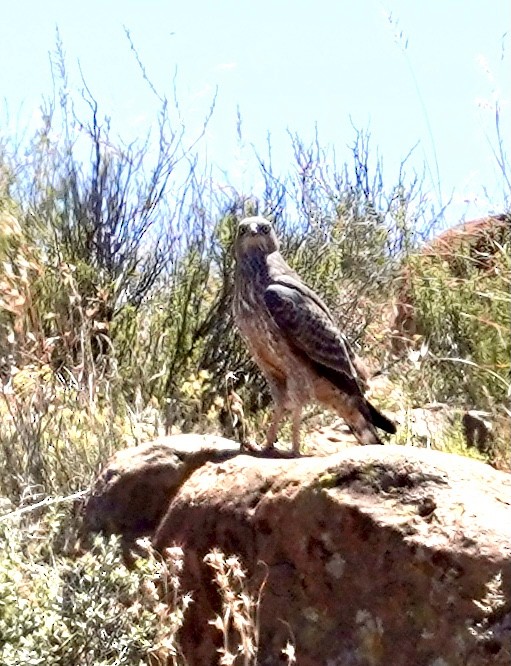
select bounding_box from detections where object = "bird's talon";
[240,439,263,453]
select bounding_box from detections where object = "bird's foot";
[240,438,264,453]
[264,439,300,458]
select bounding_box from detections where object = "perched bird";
[232,215,396,454]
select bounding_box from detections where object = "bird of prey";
[232,215,396,454]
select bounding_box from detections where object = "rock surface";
[84,436,511,665]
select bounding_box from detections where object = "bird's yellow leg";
[291,406,303,455]
[265,402,286,449]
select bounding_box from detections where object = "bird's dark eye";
[238,226,247,236]
[260,224,270,234]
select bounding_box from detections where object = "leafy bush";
[0,509,189,666]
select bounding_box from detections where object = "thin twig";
[0,489,88,523]
[429,354,511,391]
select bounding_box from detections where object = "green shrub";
[0,509,188,666]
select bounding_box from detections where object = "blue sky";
[1,0,510,226]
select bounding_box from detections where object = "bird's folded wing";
[264,282,357,381]
[267,254,332,317]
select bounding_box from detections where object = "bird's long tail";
[313,362,397,444]
[315,383,394,446]
[367,401,397,434]
[344,397,396,446]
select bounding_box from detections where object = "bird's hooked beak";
[248,222,259,236]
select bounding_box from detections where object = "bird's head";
[234,216,279,259]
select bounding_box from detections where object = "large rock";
[150,445,511,666]
[83,436,511,665]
